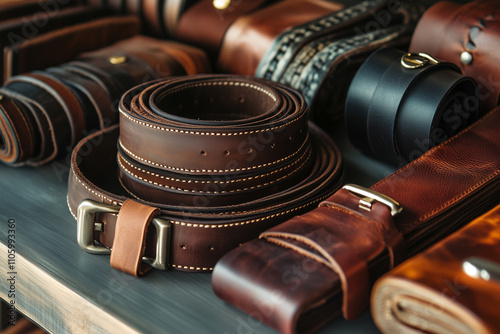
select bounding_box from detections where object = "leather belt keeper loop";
[68,74,344,274]
[110,199,161,277]
[345,47,480,165]
[409,0,500,110]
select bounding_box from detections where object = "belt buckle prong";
[76,199,171,270]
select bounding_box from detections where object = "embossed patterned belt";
[67,74,344,276]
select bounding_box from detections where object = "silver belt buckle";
[76,199,171,270]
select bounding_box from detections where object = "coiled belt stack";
[67,74,344,275]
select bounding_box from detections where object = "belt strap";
[217,0,344,75]
[345,47,480,164]
[67,74,344,274]
[0,35,210,166]
[255,0,389,81]
[212,106,500,334]
[409,0,500,110]
[176,0,273,56]
[279,2,422,123]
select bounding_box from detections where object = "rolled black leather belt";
[67,74,344,275]
[345,47,480,165]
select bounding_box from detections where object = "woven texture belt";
[67,74,344,275]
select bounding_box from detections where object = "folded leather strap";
[176,0,274,57]
[0,5,106,86]
[372,204,500,334]
[279,2,422,123]
[0,96,37,164]
[345,47,480,165]
[217,0,345,75]
[0,35,208,166]
[44,67,115,131]
[67,74,344,276]
[212,106,500,334]
[409,0,500,110]
[3,15,141,82]
[0,73,84,165]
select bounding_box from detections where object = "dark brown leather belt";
[212,106,500,334]
[0,35,210,166]
[67,74,344,276]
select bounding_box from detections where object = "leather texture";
[110,199,161,277]
[409,0,500,110]
[345,47,479,165]
[212,106,500,334]
[217,0,345,75]
[255,0,424,123]
[142,0,165,37]
[0,35,210,166]
[372,204,500,334]
[67,74,345,274]
[3,15,141,82]
[0,0,81,21]
[105,0,197,38]
[176,0,274,57]
[0,5,106,86]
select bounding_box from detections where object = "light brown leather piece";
[217,0,344,75]
[110,199,160,277]
[372,204,500,334]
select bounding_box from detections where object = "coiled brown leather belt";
[67,75,344,276]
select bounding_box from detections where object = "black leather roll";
[345,47,479,165]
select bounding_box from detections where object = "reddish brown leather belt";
[0,35,210,166]
[67,74,344,276]
[212,106,500,334]
[409,0,500,110]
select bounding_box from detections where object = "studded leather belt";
[67,74,344,276]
